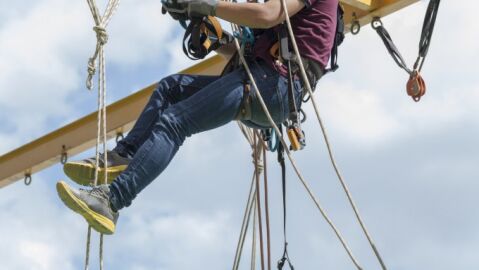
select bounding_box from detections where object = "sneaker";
[63,150,130,186]
[56,181,119,235]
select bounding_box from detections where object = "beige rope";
[83,1,120,270]
[229,22,364,270]
[251,196,257,270]
[232,173,257,270]
[278,0,387,268]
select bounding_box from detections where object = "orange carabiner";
[406,71,426,102]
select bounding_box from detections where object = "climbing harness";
[182,15,233,60]
[372,0,441,101]
[162,0,234,60]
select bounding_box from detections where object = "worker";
[56,0,339,235]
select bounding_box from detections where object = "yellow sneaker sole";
[56,181,115,235]
[63,162,127,186]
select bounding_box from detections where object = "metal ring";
[371,17,383,30]
[116,132,124,143]
[351,21,361,35]
[351,12,361,35]
[60,145,68,165]
[24,174,32,186]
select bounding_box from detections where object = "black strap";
[287,60,299,122]
[372,0,441,75]
[182,16,233,60]
[371,17,412,74]
[277,128,295,270]
[414,0,441,71]
[325,4,344,74]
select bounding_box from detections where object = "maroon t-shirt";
[253,0,338,75]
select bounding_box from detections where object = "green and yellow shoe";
[56,181,119,235]
[63,150,130,186]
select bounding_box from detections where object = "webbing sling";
[277,128,295,270]
[183,16,232,60]
[371,0,441,101]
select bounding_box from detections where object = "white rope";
[232,173,257,270]
[84,227,92,270]
[83,1,120,270]
[278,0,387,268]
[251,197,257,270]
[229,22,364,270]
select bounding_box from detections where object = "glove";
[177,0,219,17]
[162,6,188,21]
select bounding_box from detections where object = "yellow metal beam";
[0,55,229,188]
[0,0,420,188]
[341,0,376,11]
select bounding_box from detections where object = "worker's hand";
[177,0,219,17]
[162,1,189,21]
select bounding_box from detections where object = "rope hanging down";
[277,0,389,269]
[372,0,441,101]
[83,1,120,270]
[229,18,364,270]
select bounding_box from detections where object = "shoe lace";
[80,186,109,199]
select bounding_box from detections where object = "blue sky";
[1,0,479,269]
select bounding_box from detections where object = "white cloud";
[0,176,83,270]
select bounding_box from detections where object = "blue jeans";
[110,60,302,210]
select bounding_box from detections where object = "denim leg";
[109,61,288,210]
[114,74,220,159]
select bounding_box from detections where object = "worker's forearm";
[216,1,273,29]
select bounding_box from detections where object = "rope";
[251,197,257,270]
[228,21,364,269]
[253,133,266,270]
[278,0,387,268]
[232,173,257,270]
[262,146,271,270]
[83,1,120,269]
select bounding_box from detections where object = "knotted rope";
[83,1,120,270]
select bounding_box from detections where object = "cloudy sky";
[1,0,478,269]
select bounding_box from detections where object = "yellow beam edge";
[0,0,420,188]
[0,55,229,188]
[341,0,376,11]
